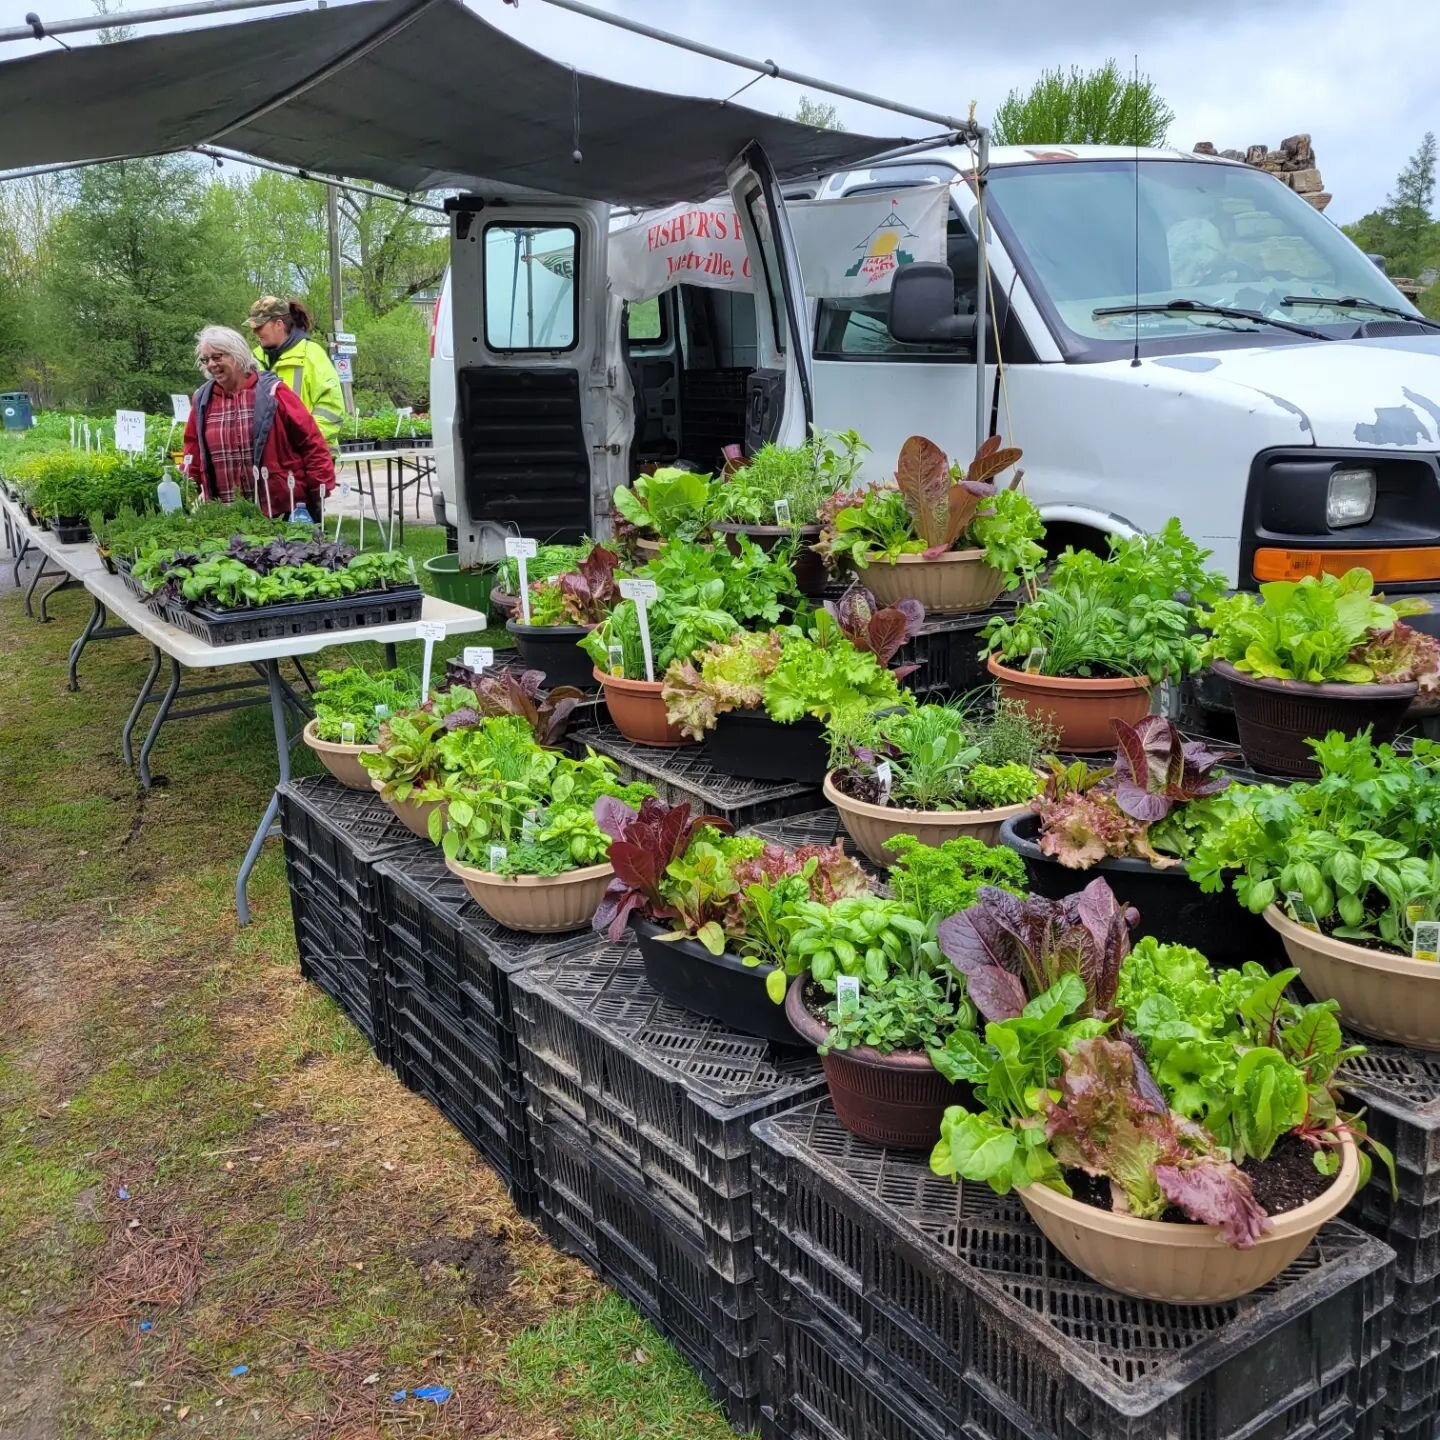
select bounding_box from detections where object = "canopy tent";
[0,0,917,205]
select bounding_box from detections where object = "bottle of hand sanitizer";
[155,472,183,514]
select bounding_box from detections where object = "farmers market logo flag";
[845,205,919,286]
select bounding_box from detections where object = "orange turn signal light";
[1253,547,1440,584]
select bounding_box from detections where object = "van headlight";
[1327,467,1377,528]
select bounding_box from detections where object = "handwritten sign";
[463,646,494,671]
[619,578,658,681]
[114,410,147,454]
[170,394,191,423]
[417,619,446,695]
[506,537,537,622]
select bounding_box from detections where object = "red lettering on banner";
[695,212,711,240]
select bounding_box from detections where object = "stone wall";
[1192,134,1331,213]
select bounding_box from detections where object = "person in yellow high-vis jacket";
[246,297,346,448]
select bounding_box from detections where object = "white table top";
[336,447,436,465]
[84,570,488,669]
[3,494,104,578]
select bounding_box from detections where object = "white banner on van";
[609,184,950,303]
[788,184,949,298]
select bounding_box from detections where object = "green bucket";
[423,552,491,610]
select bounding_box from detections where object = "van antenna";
[1130,53,1141,369]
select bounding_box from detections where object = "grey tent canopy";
[0,0,916,204]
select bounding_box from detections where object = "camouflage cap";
[246,296,289,330]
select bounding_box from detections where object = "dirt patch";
[0,1327,66,1440]
[410,1227,518,1309]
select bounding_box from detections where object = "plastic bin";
[753,1099,1395,1440]
[422,552,491,611]
[0,392,34,430]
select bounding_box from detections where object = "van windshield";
[984,159,1416,354]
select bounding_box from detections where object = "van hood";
[1140,333,1440,450]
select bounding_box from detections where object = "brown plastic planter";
[858,548,1005,615]
[823,771,1029,867]
[785,977,971,1149]
[987,654,1152,753]
[1019,1138,1358,1304]
[1264,904,1440,1049]
[1212,659,1417,778]
[594,668,695,747]
[711,520,826,597]
[369,776,444,841]
[445,855,613,933]
[302,718,379,791]
[490,585,519,621]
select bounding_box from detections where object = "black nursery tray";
[157,583,423,647]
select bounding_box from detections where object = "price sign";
[463,646,494,671]
[170,393,191,423]
[114,409,147,454]
[836,976,861,1017]
[1415,921,1440,963]
[619,578,659,681]
[506,537,538,621]
[416,619,446,696]
[773,498,792,526]
[394,406,414,436]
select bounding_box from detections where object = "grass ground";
[0,521,739,1439]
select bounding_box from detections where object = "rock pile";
[1192,134,1331,212]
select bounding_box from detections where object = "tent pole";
[0,0,303,46]
[510,0,976,134]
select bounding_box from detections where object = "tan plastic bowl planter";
[857,549,1005,615]
[303,719,379,791]
[1019,1138,1359,1304]
[594,667,696,748]
[444,855,613,933]
[634,536,665,560]
[1264,904,1440,1050]
[822,771,1029,867]
[369,776,444,841]
[987,654,1152,754]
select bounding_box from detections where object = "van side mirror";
[889,263,976,346]
[1367,253,1388,273]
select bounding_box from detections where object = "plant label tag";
[607,644,625,677]
[505,537,538,559]
[1284,891,1320,931]
[488,845,508,872]
[836,976,860,1016]
[463,646,493,671]
[1023,647,1047,674]
[1414,921,1440,963]
[875,760,892,789]
[340,722,356,745]
[773,498,792,526]
[619,579,657,681]
[417,621,446,697]
[339,480,351,498]
[114,409,146,454]
[1408,902,1429,929]
[374,703,390,720]
[69,417,76,448]
[522,809,539,844]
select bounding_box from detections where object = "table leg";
[12,536,31,589]
[68,597,105,691]
[138,656,182,789]
[236,660,291,927]
[370,460,391,551]
[37,571,71,623]
[122,644,164,768]
[383,642,398,670]
[290,657,316,695]
[22,553,51,618]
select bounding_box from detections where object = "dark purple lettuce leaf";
[1112,716,1232,824]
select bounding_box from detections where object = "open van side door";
[446,195,611,567]
[727,144,813,451]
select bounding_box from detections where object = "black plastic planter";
[632,917,803,1046]
[52,517,91,545]
[704,709,828,784]
[998,812,1283,969]
[505,620,598,692]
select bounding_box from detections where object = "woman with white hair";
[181,324,335,519]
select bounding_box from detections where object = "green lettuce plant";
[612,467,712,543]
[312,666,421,744]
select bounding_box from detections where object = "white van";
[432,143,1440,628]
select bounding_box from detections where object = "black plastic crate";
[896,610,993,697]
[157,583,423,646]
[512,937,825,1273]
[529,1104,763,1432]
[386,970,535,1213]
[565,724,822,829]
[287,879,389,1056]
[753,1100,1394,1440]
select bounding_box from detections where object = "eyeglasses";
[197,354,228,366]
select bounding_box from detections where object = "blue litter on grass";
[118,1188,130,1200]
[390,1391,408,1402]
[139,1321,153,1332]
[229,1365,249,1377]
[414,1386,452,1404]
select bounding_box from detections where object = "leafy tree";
[993,61,1173,147]
[337,187,447,319]
[349,299,430,408]
[793,96,843,132]
[1345,132,1439,282]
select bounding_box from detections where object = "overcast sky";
[0,0,1435,224]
